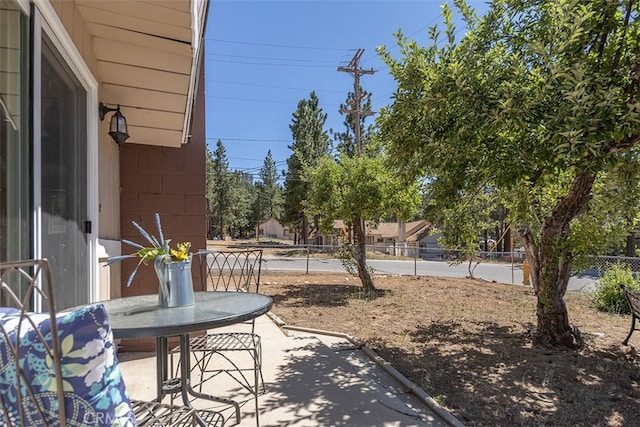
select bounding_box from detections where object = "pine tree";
[255,150,283,224]
[207,140,231,239]
[283,92,330,243]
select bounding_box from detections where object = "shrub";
[591,264,640,314]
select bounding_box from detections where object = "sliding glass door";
[1,2,94,309]
[40,36,88,309]
[0,1,29,264]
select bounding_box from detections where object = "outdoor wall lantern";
[99,102,129,144]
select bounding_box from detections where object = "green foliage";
[429,185,505,260]
[206,141,256,238]
[377,0,640,253]
[227,171,255,236]
[255,150,284,223]
[303,154,421,231]
[304,151,419,287]
[591,264,640,314]
[331,86,377,158]
[376,0,640,344]
[283,91,331,241]
[207,140,231,238]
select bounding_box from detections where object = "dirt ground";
[259,271,640,427]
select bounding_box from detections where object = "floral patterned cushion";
[0,304,136,426]
[0,307,19,317]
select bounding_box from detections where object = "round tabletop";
[95,292,273,339]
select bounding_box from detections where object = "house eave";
[78,0,209,148]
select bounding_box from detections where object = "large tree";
[206,141,256,239]
[311,87,403,290]
[283,92,331,243]
[377,0,640,347]
[304,153,421,291]
[227,171,255,237]
[255,150,283,224]
[207,140,231,239]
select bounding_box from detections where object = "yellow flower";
[171,242,191,261]
[105,213,200,286]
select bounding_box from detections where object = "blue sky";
[204,1,490,182]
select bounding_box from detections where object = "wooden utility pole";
[337,48,375,156]
[337,49,378,292]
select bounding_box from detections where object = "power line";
[205,79,346,94]
[206,52,336,65]
[207,38,346,52]
[207,58,335,69]
[206,137,293,143]
[227,156,284,162]
[205,94,319,105]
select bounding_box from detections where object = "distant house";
[368,220,439,257]
[317,219,443,257]
[257,217,292,240]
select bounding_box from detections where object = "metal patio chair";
[174,249,265,425]
[0,259,223,427]
[621,284,640,345]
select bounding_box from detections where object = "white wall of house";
[417,233,445,259]
[258,217,291,240]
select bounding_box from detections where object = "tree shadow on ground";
[371,321,640,426]
[267,283,392,308]
[256,335,432,426]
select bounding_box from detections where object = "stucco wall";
[117,57,206,351]
[119,56,206,278]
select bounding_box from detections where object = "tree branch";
[627,53,640,103]
[607,133,640,153]
[611,0,634,75]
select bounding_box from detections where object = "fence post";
[523,259,530,286]
[306,245,310,275]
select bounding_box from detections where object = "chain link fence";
[570,255,640,290]
[221,241,637,291]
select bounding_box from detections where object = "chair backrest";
[197,250,263,293]
[0,259,67,425]
[621,285,640,317]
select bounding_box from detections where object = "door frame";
[32,0,99,302]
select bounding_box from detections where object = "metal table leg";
[179,334,241,425]
[155,334,240,426]
[155,337,167,402]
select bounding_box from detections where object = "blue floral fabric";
[0,304,136,426]
[0,308,18,316]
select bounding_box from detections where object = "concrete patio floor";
[118,313,464,426]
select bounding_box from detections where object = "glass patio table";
[95,291,273,426]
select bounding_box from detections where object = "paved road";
[261,256,597,292]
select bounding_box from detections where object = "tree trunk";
[626,231,636,257]
[352,218,376,292]
[302,214,309,245]
[522,172,596,348]
[503,225,511,253]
